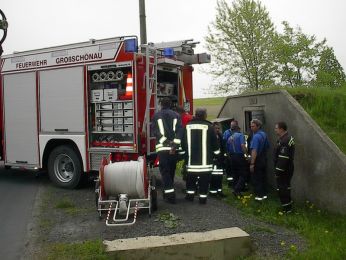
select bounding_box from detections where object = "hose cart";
[95,156,157,226]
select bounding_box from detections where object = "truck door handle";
[54,129,68,132]
[16,161,28,164]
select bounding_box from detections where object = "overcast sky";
[1,0,345,98]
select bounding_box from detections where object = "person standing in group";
[176,106,193,181]
[182,108,220,204]
[223,120,239,187]
[274,122,295,213]
[228,125,248,197]
[249,119,269,201]
[176,106,193,127]
[209,122,226,198]
[152,97,182,204]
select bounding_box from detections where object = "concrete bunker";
[217,90,346,214]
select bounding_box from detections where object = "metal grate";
[90,152,110,171]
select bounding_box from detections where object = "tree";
[274,21,325,87]
[315,47,346,88]
[205,0,276,94]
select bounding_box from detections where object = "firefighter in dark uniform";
[152,97,182,204]
[228,125,248,197]
[209,122,226,197]
[249,119,269,201]
[182,108,220,204]
[274,121,295,213]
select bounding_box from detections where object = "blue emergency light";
[125,38,138,53]
[163,48,174,58]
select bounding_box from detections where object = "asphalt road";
[0,167,41,260]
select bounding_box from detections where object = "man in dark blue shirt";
[249,119,269,201]
[223,120,239,186]
[227,125,248,197]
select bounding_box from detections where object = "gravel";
[25,172,306,258]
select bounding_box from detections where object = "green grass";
[55,197,94,215]
[287,87,346,154]
[193,97,226,120]
[193,97,226,106]
[44,240,110,260]
[225,189,346,259]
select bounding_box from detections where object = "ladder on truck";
[141,44,158,156]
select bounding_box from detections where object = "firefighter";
[228,125,248,197]
[209,122,226,197]
[274,121,295,213]
[152,97,182,204]
[182,108,220,204]
[223,120,239,187]
[249,119,269,201]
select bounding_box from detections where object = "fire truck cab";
[0,36,210,188]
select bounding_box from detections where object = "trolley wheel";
[47,145,82,189]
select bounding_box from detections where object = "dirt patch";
[25,173,306,258]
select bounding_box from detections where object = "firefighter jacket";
[152,108,182,152]
[212,132,225,174]
[273,132,295,174]
[181,118,220,173]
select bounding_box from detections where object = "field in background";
[193,97,226,120]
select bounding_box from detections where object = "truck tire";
[47,145,82,189]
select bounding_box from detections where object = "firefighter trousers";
[158,151,177,199]
[210,169,223,194]
[276,167,294,212]
[186,172,211,199]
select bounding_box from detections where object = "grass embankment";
[287,87,346,154]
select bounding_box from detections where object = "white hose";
[103,157,145,199]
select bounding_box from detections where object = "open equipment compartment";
[88,62,135,149]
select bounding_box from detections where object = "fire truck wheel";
[47,145,82,189]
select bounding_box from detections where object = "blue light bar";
[125,38,138,53]
[163,48,174,58]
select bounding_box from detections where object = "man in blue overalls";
[227,125,248,197]
[223,120,239,187]
[249,119,269,201]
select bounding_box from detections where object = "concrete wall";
[218,90,346,214]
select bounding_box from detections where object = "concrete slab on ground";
[104,227,251,260]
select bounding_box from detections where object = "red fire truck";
[0,36,210,188]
